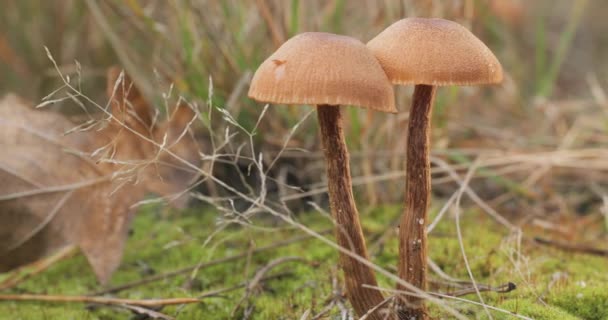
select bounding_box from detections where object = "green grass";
[534,0,588,97]
[1,203,607,319]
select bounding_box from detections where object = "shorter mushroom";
[249,32,395,319]
[368,18,503,319]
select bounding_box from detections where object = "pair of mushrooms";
[249,18,502,319]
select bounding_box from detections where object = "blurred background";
[1,0,607,231]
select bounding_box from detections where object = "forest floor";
[0,202,607,319]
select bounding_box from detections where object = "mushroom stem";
[317,105,385,319]
[397,84,436,319]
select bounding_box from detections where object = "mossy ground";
[0,203,606,319]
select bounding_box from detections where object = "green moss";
[550,284,608,320]
[1,205,606,319]
[483,299,579,320]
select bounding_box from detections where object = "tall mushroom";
[249,32,395,319]
[367,18,503,319]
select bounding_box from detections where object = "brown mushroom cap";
[248,32,396,113]
[367,18,503,86]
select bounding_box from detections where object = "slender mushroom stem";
[317,105,385,319]
[397,84,436,320]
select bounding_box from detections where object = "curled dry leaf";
[0,68,201,284]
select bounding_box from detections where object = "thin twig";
[358,296,394,320]
[118,304,174,320]
[198,272,291,299]
[431,156,519,232]
[232,257,309,316]
[311,301,335,320]
[0,294,199,307]
[534,237,608,257]
[247,257,307,292]
[92,231,329,295]
[452,157,493,319]
[447,282,517,298]
[427,258,463,284]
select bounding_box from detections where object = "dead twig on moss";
[311,268,348,320]
[92,231,329,296]
[198,272,292,299]
[358,295,394,320]
[232,257,310,317]
[0,293,199,307]
[447,282,517,298]
[114,304,174,320]
[247,257,308,293]
[534,237,608,257]
[427,258,463,284]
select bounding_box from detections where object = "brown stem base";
[317,105,385,319]
[396,85,436,319]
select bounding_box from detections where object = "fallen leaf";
[0,68,201,284]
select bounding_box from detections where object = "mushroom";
[249,32,395,319]
[367,18,503,319]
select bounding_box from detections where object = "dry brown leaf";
[0,68,200,284]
